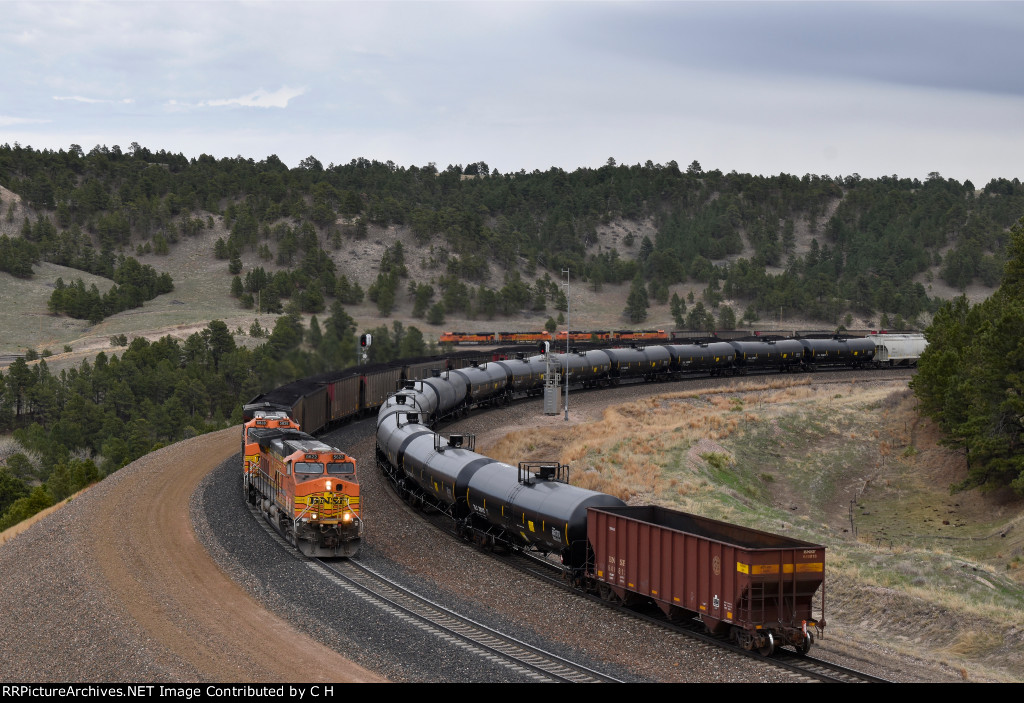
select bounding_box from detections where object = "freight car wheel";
[597,583,620,604]
[666,606,691,623]
[795,634,812,656]
[758,633,775,657]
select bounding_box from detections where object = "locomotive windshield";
[327,461,355,475]
[294,461,324,479]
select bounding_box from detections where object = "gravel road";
[0,428,383,683]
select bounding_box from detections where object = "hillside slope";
[0,177,999,363]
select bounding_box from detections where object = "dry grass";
[7,196,981,372]
[482,378,1024,681]
[486,376,840,507]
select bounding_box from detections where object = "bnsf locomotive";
[242,403,362,557]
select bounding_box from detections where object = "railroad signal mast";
[360,333,372,364]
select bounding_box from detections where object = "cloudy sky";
[3,1,1022,184]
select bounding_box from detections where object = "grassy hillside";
[479,378,1024,682]
[4,146,1021,368]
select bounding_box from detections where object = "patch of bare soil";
[0,185,29,238]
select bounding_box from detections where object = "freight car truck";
[587,505,824,655]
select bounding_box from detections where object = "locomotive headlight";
[325,480,332,491]
[311,513,317,521]
[342,511,353,524]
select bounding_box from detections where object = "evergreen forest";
[912,217,1024,496]
[3,144,1024,329]
[2,141,1024,527]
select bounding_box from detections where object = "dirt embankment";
[0,428,385,682]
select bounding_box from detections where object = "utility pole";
[563,268,570,421]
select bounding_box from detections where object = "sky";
[2,0,1023,185]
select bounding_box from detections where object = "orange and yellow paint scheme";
[242,410,298,483]
[556,330,614,343]
[244,422,362,558]
[439,331,496,345]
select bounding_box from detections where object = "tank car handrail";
[517,461,569,485]
[435,432,476,453]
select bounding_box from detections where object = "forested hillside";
[2,141,1024,528]
[0,309,365,532]
[912,216,1024,495]
[2,143,1023,333]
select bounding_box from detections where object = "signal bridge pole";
[563,268,570,421]
[542,341,560,415]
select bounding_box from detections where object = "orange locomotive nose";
[245,422,362,558]
[294,476,360,521]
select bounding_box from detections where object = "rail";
[246,501,622,683]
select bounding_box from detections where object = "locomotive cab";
[242,411,298,486]
[288,450,362,554]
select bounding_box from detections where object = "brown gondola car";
[360,364,405,413]
[588,505,824,655]
[291,371,357,428]
[251,378,318,430]
[326,371,361,423]
[300,383,329,436]
[395,355,446,382]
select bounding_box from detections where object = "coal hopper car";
[588,505,824,655]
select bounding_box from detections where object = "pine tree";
[912,217,1024,494]
[624,274,649,323]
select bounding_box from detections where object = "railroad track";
[246,503,622,683]
[400,503,890,683]
[383,369,911,683]
[503,547,889,683]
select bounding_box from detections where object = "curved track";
[0,428,384,682]
[246,501,621,683]
[0,367,943,683]
[501,549,887,683]
[388,450,891,684]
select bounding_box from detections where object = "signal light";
[360,333,372,348]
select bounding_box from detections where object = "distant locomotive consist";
[440,329,671,345]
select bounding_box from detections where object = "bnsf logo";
[308,495,346,505]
